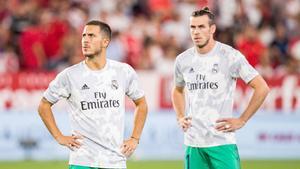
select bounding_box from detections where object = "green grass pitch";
[0,160,299,169]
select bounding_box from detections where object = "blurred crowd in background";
[0,0,300,76]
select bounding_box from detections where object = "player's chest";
[69,74,125,98]
[182,59,226,83]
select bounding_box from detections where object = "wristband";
[131,136,140,144]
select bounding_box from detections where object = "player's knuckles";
[124,147,130,152]
[74,140,81,144]
[73,143,80,147]
[219,127,226,131]
[184,120,190,124]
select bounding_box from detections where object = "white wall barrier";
[237,113,300,159]
[0,111,299,161]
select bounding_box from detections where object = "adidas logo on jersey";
[189,67,195,73]
[81,84,90,90]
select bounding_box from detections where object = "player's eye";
[190,26,196,29]
[88,34,95,37]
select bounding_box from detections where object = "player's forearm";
[38,99,63,140]
[131,97,148,140]
[239,80,270,123]
[171,87,185,120]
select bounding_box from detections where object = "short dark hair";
[85,20,112,40]
[191,7,215,25]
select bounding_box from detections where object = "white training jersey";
[174,41,259,147]
[44,59,144,168]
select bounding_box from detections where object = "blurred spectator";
[0,0,9,22]
[106,3,130,32]
[236,24,266,67]
[40,10,69,67]
[216,28,235,47]
[242,0,262,26]
[276,57,300,76]
[154,45,178,75]
[258,21,275,47]
[107,31,126,62]
[49,26,81,71]
[215,0,238,29]
[9,0,39,52]
[0,45,19,73]
[0,23,10,51]
[276,39,300,75]
[18,17,46,70]
[270,22,289,67]
[256,49,274,79]
[290,39,300,61]
[148,0,174,20]
[122,16,144,69]
[0,0,298,75]
[161,11,189,47]
[67,2,89,32]
[283,0,300,38]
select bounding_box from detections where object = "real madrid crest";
[111,80,118,90]
[212,63,219,74]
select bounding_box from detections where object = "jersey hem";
[69,161,126,169]
[184,141,237,148]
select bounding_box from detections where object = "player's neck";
[85,52,106,70]
[196,39,216,55]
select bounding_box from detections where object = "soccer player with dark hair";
[172,7,270,169]
[38,20,148,169]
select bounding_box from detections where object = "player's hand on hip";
[178,116,192,132]
[121,137,139,158]
[55,134,83,150]
[215,118,246,132]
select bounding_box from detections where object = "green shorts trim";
[69,164,124,169]
[69,165,92,169]
[69,165,98,169]
[185,144,241,169]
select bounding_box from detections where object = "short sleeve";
[230,51,259,83]
[174,58,185,87]
[125,65,145,100]
[43,69,71,104]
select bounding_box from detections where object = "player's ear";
[102,38,110,48]
[210,24,216,34]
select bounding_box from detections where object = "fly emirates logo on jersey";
[80,90,120,111]
[186,73,219,91]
